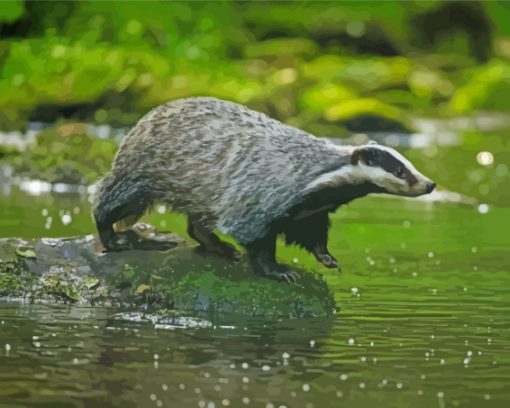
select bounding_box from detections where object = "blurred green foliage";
[1,0,510,132]
[11,124,118,184]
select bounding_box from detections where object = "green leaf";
[136,283,151,294]
[83,277,100,289]
[16,248,37,259]
[65,285,80,301]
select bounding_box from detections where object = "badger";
[93,97,435,282]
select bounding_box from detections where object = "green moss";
[244,38,318,59]
[0,273,22,296]
[167,270,335,318]
[0,259,25,296]
[324,97,414,132]
[449,60,510,113]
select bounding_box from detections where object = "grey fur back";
[103,97,352,244]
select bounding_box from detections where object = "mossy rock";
[324,97,415,133]
[0,224,336,318]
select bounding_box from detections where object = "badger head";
[350,142,435,197]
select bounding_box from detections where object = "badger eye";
[393,167,405,178]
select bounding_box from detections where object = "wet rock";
[0,223,336,318]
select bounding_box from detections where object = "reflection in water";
[1,278,509,408]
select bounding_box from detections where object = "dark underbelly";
[286,182,380,221]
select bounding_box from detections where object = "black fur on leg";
[283,211,330,252]
[282,211,339,269]
[245,231,300,283]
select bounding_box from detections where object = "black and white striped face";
[351,143,435,197]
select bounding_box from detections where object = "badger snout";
[425,181,436,194]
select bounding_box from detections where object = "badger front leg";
[284,211,340,270]
[93,175,175,252]
[245,231,300,283]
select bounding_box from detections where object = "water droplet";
[309,340,315,348]
[476,151,494,166]
[477,203,490,214]
[302,384,310,392]
[262,364,271,371]
[339,374,348,381]
[348,338,355,345]
[351,287,359,295]
[150,394,157,401]
[496,163,508,176]
[282,352,290,359]
[359,382,366,389]
[396,383,403,389]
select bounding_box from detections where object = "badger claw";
[269,269,301,283]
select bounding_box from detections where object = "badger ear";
[352,147,378,165]
[351,148,363,165]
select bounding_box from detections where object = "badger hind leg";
[284,212,340,270]
[187,215,241,261]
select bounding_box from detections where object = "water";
[1,123,509,407]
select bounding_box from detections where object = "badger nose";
[425,181,436,193]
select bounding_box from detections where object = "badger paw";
[275,270,301,283]
[317,254,338,269]
[258,264,301,283]
[197,241,241,261]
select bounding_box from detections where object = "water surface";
[1,124,509,407]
